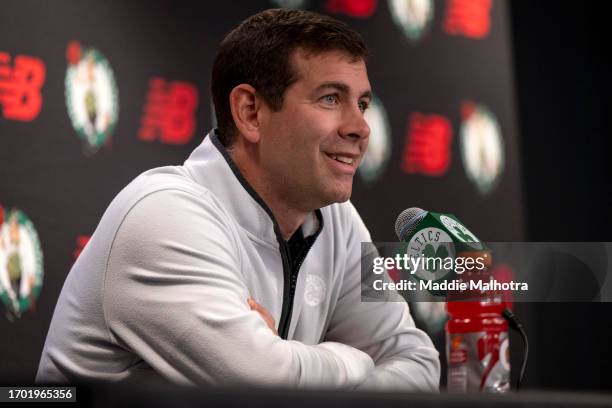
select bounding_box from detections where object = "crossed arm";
[249,295,440,391]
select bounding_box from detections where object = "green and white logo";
[388,0,434,42]
[359,95,391,183]
[0,206,44,321]
[65,42,119,154]
[406,227,455,281]
[459,103,505,194]
[439,215,480,249]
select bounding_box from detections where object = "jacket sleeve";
[323,202,441,392]
[103,189,374,388]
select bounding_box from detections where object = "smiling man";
[37,9,440,391]
[228,48,371,239]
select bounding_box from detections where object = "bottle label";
[447,331,510,393]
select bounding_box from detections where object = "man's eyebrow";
[314,81,372,99]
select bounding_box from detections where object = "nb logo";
[138,77,198,145]
[0,52,46,122]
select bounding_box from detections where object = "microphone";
[391,207,485,289]
[394,206,481,249]
[394,207,528,392]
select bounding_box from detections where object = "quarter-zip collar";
[184,130,323,245]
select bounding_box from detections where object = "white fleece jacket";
[36,130,440,390]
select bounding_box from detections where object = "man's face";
[257,49,371,211]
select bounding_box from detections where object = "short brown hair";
[211,9,367,146]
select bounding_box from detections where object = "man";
[37,9,440,390]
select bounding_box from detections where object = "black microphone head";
[395,207,428,241]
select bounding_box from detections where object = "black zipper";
[277,235,318,339]
[277,237,292,339]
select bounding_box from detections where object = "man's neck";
[230,144,309,241]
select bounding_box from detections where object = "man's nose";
[339,106,370,141]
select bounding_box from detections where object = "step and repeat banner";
[0,0,523,380]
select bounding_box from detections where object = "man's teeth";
[330,155,354,164]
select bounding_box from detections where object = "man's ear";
[229,84,264,143]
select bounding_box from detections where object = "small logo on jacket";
[304,274,326,307]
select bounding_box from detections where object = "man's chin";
[322,187,353,206]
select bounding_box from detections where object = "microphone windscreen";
[395,207,427,241]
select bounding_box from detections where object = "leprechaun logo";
[359,95,391,183]
[0,206,43,321]
[65,41,119,154]
[388,0,435,42]
[459,101,505,194]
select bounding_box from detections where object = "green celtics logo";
[65,41,119,154]
[406,227,455,282]
[359,95,391,183]
[439,215,481,249]
[0,206,44,321]
[388,0,434,42]
[459,102,505,195]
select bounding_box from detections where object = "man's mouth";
[324,152,359,175]
[328,154,354,165]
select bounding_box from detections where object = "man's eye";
[322,94,339,105]
[358,100,369,113]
